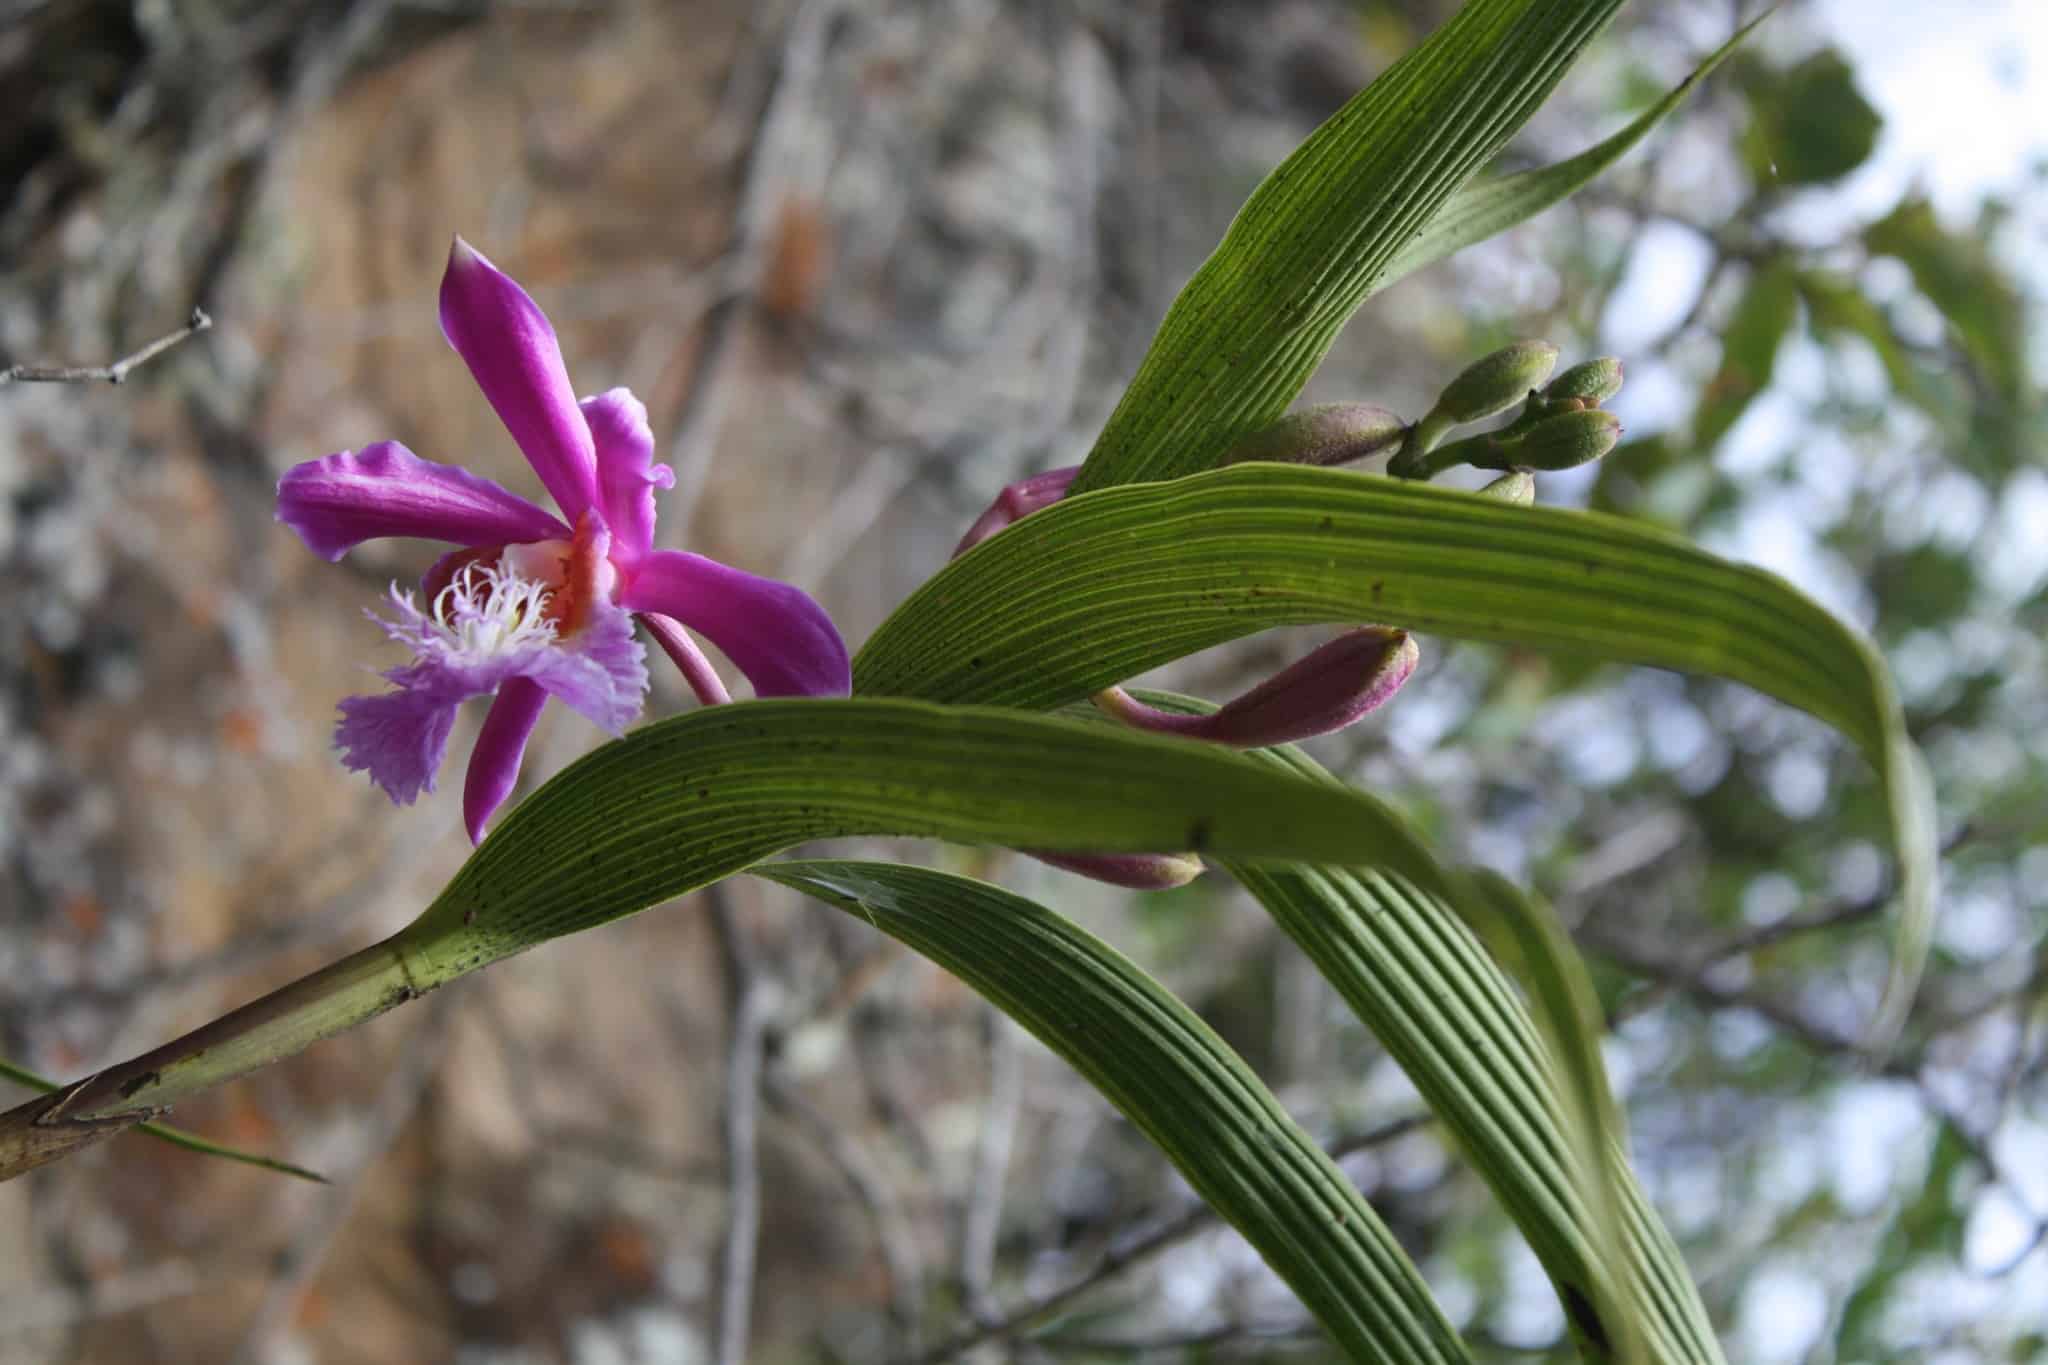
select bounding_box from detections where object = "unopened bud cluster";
[1387,342,1625,481]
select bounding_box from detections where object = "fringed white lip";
[399,559,561,667]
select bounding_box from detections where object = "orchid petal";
[620,550,850,698]
[439,237,599,522]
[277,442,569,562]
[525,597,649,734]
[373,593,647,738]
[335,686,460,805]
[583,389,673,566]
[336,575,649,811]
[464,677,549,844]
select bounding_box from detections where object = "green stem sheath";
[0,933,433,1180]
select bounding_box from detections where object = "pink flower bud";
[952,465,1083,557]
[1096,626,1419,748]
[1024,850,1206,889]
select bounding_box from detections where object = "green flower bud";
[1491,409,1621,471]
[1221,403,1408,468]
[1476,470,1536,505]
[1543,357,1625,408]
[1432,340,1559,425]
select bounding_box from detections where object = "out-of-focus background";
[2,1,2043,1361]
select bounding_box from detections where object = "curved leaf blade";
[1068,0,1627,495]
[397,697,1450,969]
[1378,17,1761,291]
[1053,689,1712,1362]
[759,859,1473,1365]
[855,465,1936,1040]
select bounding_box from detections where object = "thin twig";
[1599,822,1978,1028]
[227,998,453,1365]
[0,308,212,385]
[959,1008,1022,1319]
[1032,1321,1323,1358]
[709,885,773,1365]
[766,1075,926,1358]
[664,0,840,532]
[912,1112,1430,1364]
[0,1259,214,1337]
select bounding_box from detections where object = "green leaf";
[1693,258,1799,452]
[855,464,1936,1045]
[758,859,1473,1365]
[1739,48,1882,186]
[396,697,1451,971]
[1834,1120,1970,1357]
[1865,197,2030,414]
[1067,0,1628,495]
[1456,871,1643,1365]
[0,1056,326,1183]
[1221,824,1719,1362]
[1379,18,1763,292]
[1796,269,1931,410]
[1092,694,1715,1363]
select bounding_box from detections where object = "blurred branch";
[1597,822,1981,1029]
[228,998,452,1365]
[709,885,773,1365]
[767,1075,926,1358]
[665,0,840,530]
[1031,1321,1322,1357]
[959,1007,1021,1319]
[913,1113,1430,1364]
[0,308,211,385]
[0,1258,216,1338]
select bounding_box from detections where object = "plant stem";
[0,933,428,1181]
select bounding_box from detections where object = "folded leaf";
[858,464,1936,1044]
[1068,0,1630,494]
[1380,18,1761,291]
[760,859,1472,1364]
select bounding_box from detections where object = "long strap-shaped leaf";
[855,465,1936,1038]
[1,698,1467,1157]
[1376,17,1761,291]
[401,698,1448,959]
[758,859,1473,1365]
[1038,689,1703,1363]
[1234,857,1722,1365]
[1067,0,1626,494]
[1214,738,1726,1365]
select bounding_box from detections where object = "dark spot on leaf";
[969,656,984,669]
[1318,515,1333,530]
[118,1070,160,1099]
[1561,1286,1612,1355]
[1186,817,1213,851]
[1370,580,1383,598]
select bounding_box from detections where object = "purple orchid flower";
[278,237,850,843]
